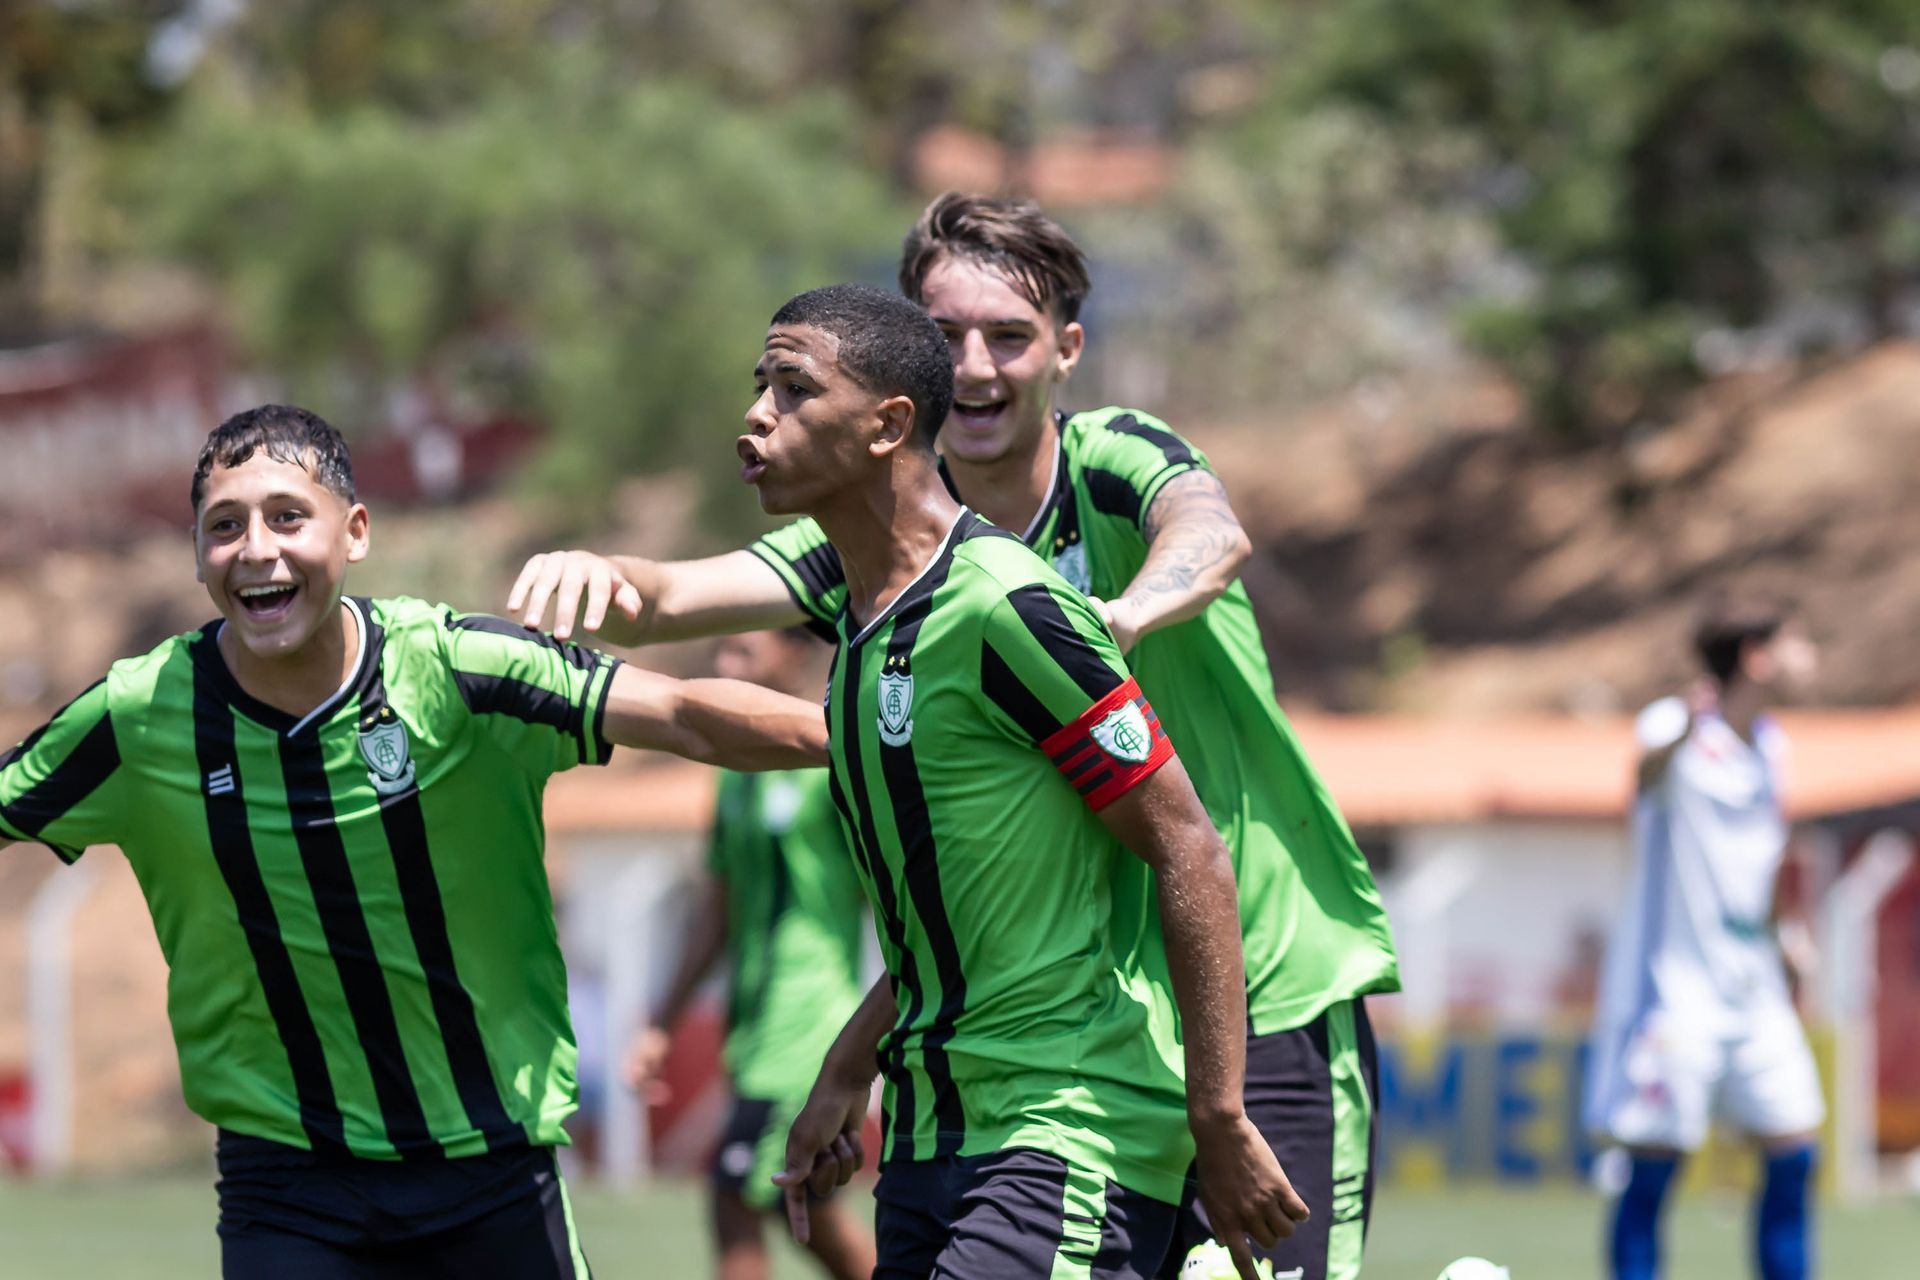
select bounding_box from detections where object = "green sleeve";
[974,579,1130,746]
[747,519,846,640]
[0,677,124,863]
[439,610,622,777]
[1066,407,1212,530]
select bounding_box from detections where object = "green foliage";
[125,50,904,529]
[1194,0,1920,437]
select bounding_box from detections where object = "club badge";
[1091,701,1153,764]
[358,705,417,795]
[877,658,914,747]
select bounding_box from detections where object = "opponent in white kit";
[1585,596,1822,1280]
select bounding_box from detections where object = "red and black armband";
[1041,676,1175,811]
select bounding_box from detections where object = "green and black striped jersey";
[753,407,1400,1037]
[706,770,866,1101]
[0,596,619,1159]
[825,511,1190,1200]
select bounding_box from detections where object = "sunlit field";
[0,1177,1908,1279]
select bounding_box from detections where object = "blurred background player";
[625,627,876,1280]
[0,405,832,1279]
[509,192,1399,1280]
[1584,595,1824,1280]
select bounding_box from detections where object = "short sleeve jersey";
[753,407,1401,1035]
[706,769,867,1101]
[0,596,618,1159]
[824,510,1190,1200]
[1594,698,1793,1038]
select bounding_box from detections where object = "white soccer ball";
[1180,1241,1273,1279]
[1436,1259,1510,1280]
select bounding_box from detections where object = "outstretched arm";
[1100,756,1310,1280]
[602,665,827,769]
[1092,471,1252,651]
[509,549,805,646]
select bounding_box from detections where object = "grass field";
[0,1175,1911,1278]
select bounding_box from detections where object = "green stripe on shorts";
[1327,1000,1374,1280]
[1049,1162,1110,1280]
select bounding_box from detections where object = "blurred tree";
[1208,0,1920,440]
[125,45,903,529]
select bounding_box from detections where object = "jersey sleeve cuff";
[584,655,621,766]
[1039,676,1175,811]
[746,542,841,643]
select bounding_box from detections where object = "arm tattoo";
[1132,471,1248,600]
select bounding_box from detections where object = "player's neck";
[216,599,360,719]
[1717,680,1767,742]
[813,457,966,634]
[941,413,1059,539]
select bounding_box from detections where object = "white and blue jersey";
[1585,698,1823,1148]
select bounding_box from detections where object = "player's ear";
[868,394,916,458]
[1053,319,1085,382]
[344,502,372,564]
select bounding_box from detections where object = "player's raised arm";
[1093,470,1251,651]
[601,665,828,770]
[1098,758,1311,1278]
[508,548,805,646]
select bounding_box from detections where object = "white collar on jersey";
[1017,433,1065,544]
[215,595,369,737]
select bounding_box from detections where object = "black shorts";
[875,1146,1179,1280]
[710,1095,794,1212]
[216,1129,591,1279]
[1161,998,1380,1280]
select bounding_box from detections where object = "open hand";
[507,549,642,642]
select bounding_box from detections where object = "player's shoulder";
[1061,405,1202,462]
[92,624,214,722]
[950,516,1096,623]
[1634,696,1691,751]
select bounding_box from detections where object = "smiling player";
[0,404,831,1279]
[510,194,1399,1280]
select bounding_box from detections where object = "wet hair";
[898,191,1091,325]
[769,284,953,452]
[191,404,356,512]
[1693,593,1789,684]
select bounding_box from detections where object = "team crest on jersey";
[877,660,914,747]
[1091,702,1153,764]
[1051,541,1091,594]
[358,706,416,795]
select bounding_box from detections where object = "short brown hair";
[1693,593,1789,685]
[898,192,1091,325]
[191,404,355,512]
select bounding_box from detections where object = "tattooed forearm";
[1103,471,1252,646]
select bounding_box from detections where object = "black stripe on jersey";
[1003,584,1124,704]
[827,722,921,1161]
[359,648,523,1153]
[872,540,969,1157]
[453,671,593,760]
[189,649,350,1157]
[790,542,848,604]
[979,641,1060,743]
[1082,467,1144,524]
[0,711,119,862]
[1,676,104,771]
[1101,412,1198,467]
[278,714,441,1159]
[443,612,598,672]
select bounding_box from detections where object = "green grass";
[0,1176,1909,1278]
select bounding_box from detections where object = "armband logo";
[877,658,914,747]
[358,706,417,795]
[1091,702,1153,764]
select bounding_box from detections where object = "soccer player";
[1584,596,1824,1280]
[0,405,833,1279]
[509,193,1399,1280]
[742,283,1304,1280]
[625,627,876,1280]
